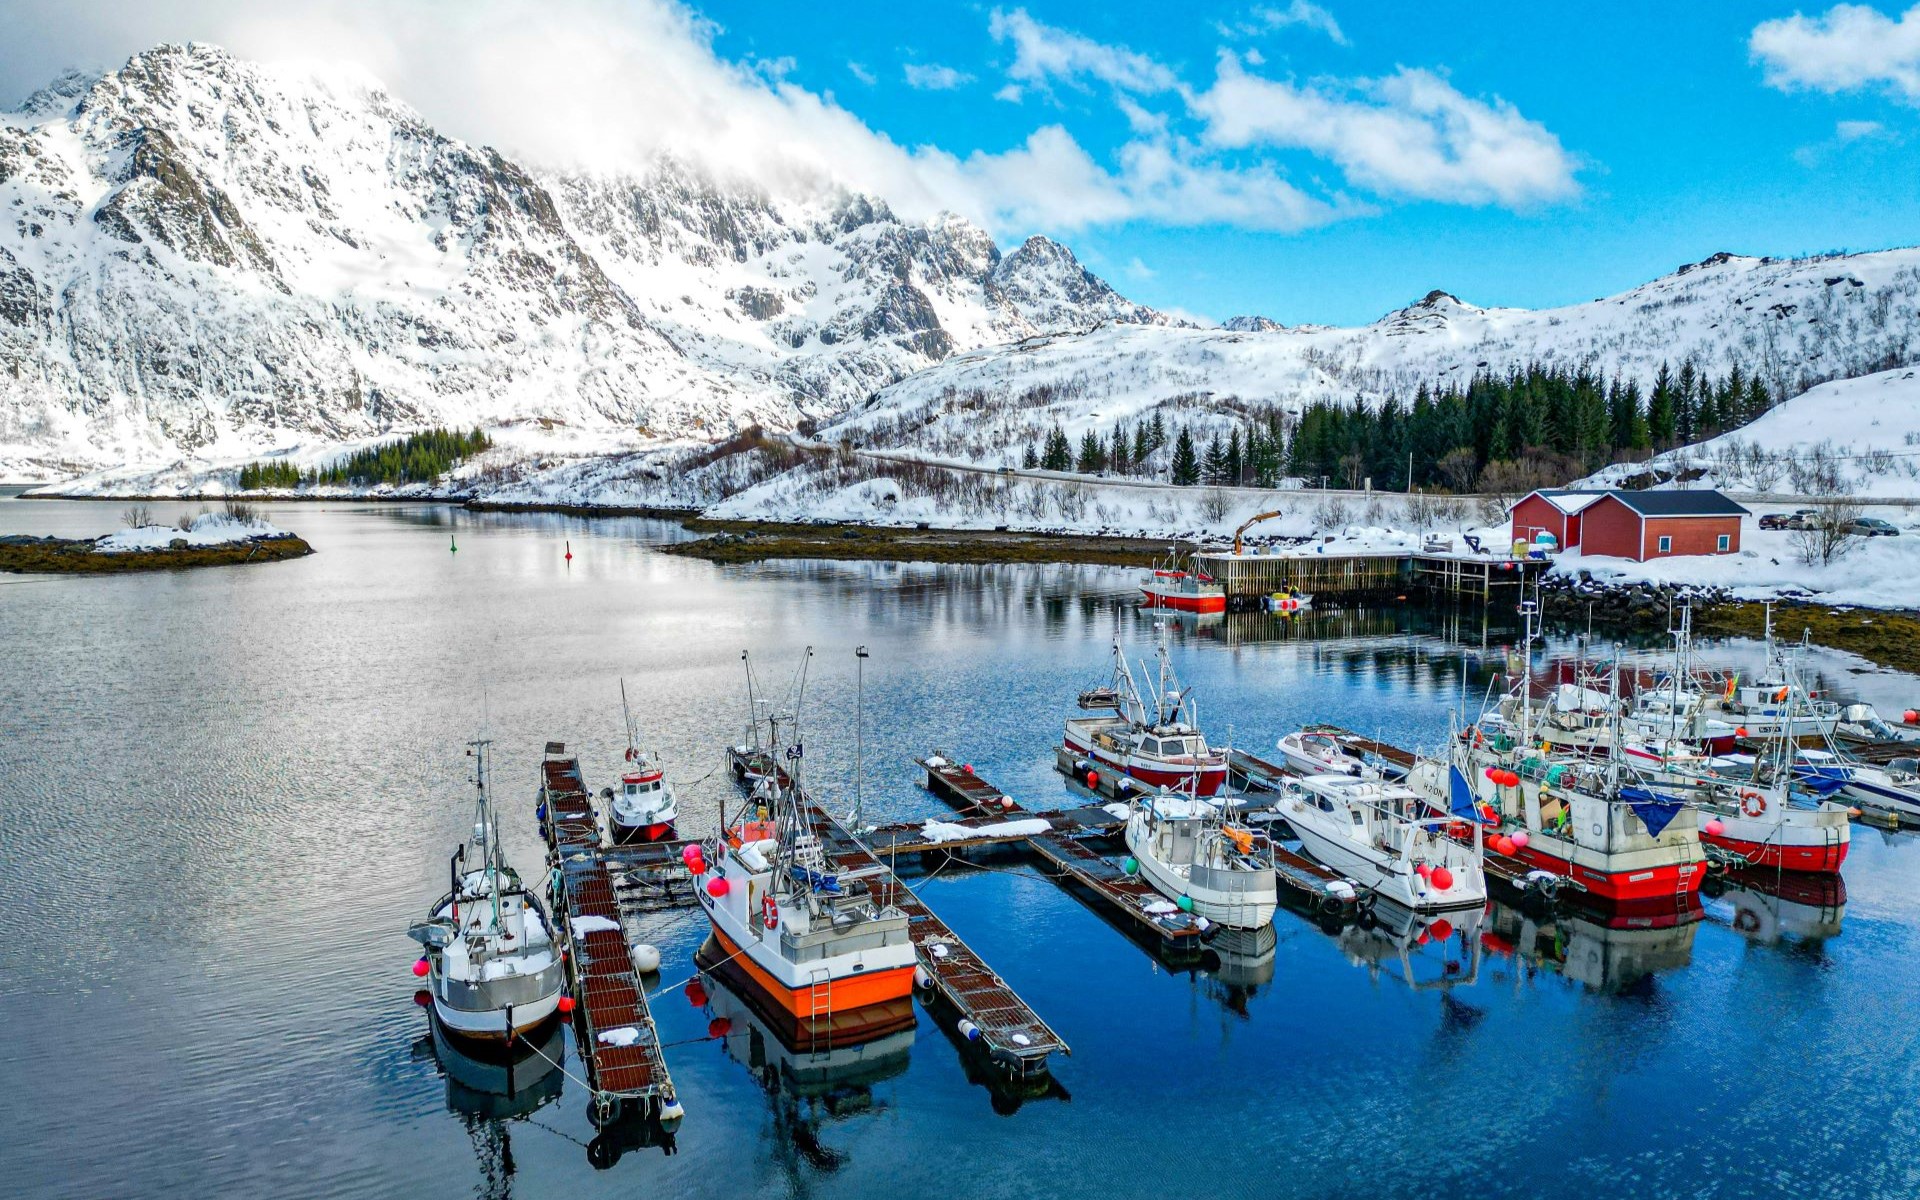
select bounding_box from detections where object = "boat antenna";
[467,737,499,930]
[852,645,870,831]
[620,677,639,759]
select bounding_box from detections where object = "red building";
[1510,489,1748,562]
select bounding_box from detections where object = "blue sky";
[696,2,1915,323]
[3,0,1915,326]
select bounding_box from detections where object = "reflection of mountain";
[1483,897,1702,994]
[417,1018,566,1200]
[700,958,912,1175]
[1709,869,1847,945]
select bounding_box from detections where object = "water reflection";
[415,1019,565,1198]
[1707,869,1848,945]
[1482,897,1703,994]
[697,956,912,1173]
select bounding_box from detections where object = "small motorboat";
[1262,588,1312,614]
[1124,788,1278,930]
[1140,566,1225,614]
[1276,728,1381,779]
[1278,773,1485,912]
[409,740,566,1042]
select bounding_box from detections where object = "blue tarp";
[1448,765,1480,821]
[1620,786,1686,837]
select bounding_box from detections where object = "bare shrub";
[120,504,153,529]
[1791,502,1863,567]
[1199,487,1232,524]
[222,499,259,524]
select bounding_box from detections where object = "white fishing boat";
[606,681,678,844]
[1277,773,1486,911]
[1276,728,1383,779]
[1123,788,1277,929]
[1697,605,1840,739]
[409,740,566,1042]
[695,649,920,1025]
[1834,755,1920,820]
[1064,624,1228,795]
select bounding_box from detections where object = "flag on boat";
[1620,786,1686,837]
[1448,764,1488,822]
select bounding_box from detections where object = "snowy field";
[92,512,291,553]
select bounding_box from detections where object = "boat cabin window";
[1349,809,1365,826]
[1316,796,1336,812]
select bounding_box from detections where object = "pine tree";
[1109,422,1132,474]
[1041,425,1072,471]
[1201,431,1227,483]
[1022,443,1039,470]
[1647,362,1677,449]
[1076,429,1104,474]
[1132,421,1151,470]
[1148,411,1168,454]
[1225,427,1243,485]
[1171,427,1200,485]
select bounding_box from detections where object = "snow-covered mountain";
[826,249,1920,466]
[0,43,1167,480]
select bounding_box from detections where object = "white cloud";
[1837,117,1889,140]
[1793,116,1897,165]
[1751,3,1920,103]
[903,62,973,91]
[847,61,876,86]
[1190,55,1579,205]
[1125,256,1156,279]
[989,7,1179,95]
[1249,2,1349,45]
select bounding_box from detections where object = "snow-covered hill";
[0,43,1165,481]
[826,251,1920,466]
[1582,365,1920,498]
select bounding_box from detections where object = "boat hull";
[695,934,917,1047]
[1701,830,1849,873]
[1508,839,1705,903]
[1140,584,1226,613]
[706,924,917,1019]
[1287,818,1485,912]
[1125,827,1276,929]
[432,987,563,1042]
[612,818,676,845]
[1064,733,1228,796]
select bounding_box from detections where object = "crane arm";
[1233,509,1284,556]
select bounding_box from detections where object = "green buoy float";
[449,534,457,553]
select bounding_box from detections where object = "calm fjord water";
[3,498,1918,1200]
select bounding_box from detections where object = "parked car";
[1761,508,1820,530]
[1850,517,1900,536]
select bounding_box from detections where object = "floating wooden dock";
[787,786,1071,1079]
[537,746,680,1123]
[923,757,1214,958]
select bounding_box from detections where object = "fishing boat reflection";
[1480,894,1702,994]
[698,956,913,1170]
[414,1018,566,1197]
[1201,923,1278,1016]
[1707,868,1847,944]
[1338,899,1482,990]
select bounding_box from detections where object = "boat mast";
[620,678,639,759]
[468,737,499,930]
[852,645,870,830]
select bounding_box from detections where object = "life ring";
[626,747,637,761]
[1739,790,1767,819]
[761,893,780,930]
[1733,908,1762,934]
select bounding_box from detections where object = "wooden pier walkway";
[1190,547,1546,606]
[921,758,1215,958]
[788,787,1071,1079]
[536,747,680,1121]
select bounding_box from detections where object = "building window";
[1657,535,1672,554]
[1717,533,1731,551]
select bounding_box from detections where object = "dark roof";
[1602,490,1750,518]
[1512,488,1749,518]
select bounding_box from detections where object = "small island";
[0,505,313,574]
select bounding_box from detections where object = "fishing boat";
[408,740,566,1042]
[1696,606,1841,739]
[1123,786,1277,929]
[1140,565,1226,613]
[607,681,678,844]
[1277,773,1486,911]
[1276,727,1383,779]
[1064,625,1228,796]
[1427,599,1707,904]
[1688,747,1852,874]
[695,649,919,1025]
[726,651,789,788]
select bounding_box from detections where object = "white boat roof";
[1298,772,1419,799]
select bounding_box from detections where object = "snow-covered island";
[0,511,311,574]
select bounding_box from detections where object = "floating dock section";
[923,757,1215,959]
[787,787,1071,1080]
[537,746,680,1122]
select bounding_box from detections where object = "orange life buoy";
[1739,790,1767,819]
[762,893,779,930]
